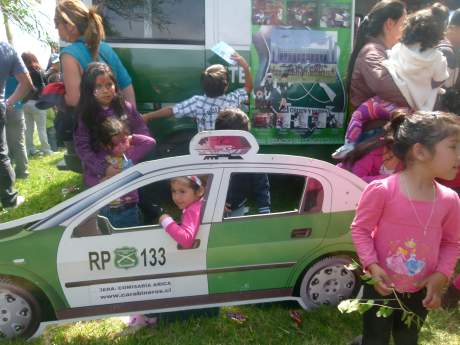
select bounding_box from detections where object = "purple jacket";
[74,101,154,187]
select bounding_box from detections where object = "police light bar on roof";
[189,130,259,159]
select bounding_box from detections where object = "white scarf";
[382,43,449,110]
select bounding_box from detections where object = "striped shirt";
[172,88,248,131]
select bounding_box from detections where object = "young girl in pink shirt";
[160,176,205,249]
[351,111,460,345]
[125,176,205,331]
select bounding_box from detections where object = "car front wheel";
[299,256,359,309]
[0,279,41,339]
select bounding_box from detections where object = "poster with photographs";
[319,3,352,28]
[251,0,353,145]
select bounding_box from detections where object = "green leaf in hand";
[376,306,393,318]
[338,299,360,314]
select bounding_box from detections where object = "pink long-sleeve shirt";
[351,173,460,292]
[161,199,203,249]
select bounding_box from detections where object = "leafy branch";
[338,261,424,329]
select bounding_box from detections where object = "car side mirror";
[96,215,114,235]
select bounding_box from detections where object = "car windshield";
[29,172,142,231]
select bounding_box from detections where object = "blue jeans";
[6,107,28,175]
[0,107,18,207]
[100,204,141,228]
[47,126,57,152]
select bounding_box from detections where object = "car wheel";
[0,279,42,339]
[299,256,359,309]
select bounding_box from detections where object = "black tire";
[0,279,42,339]
[299,256,360,309]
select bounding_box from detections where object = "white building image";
[271,35,338,64]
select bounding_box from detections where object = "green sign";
[114,247,139,269]
[250,0,353,144]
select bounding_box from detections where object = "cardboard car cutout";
[0,131,366,339]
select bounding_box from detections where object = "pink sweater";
[351,146,402,183]
[351,173,460,292]
[161,199,203,249]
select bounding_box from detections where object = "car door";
[206,166,331,297]
[56,167,222,316]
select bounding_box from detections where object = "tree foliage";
[0,0,56,46]
[95,0,180,34]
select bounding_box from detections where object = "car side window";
[73,174,211,237]
[223,173,305,218]
[95,0,205,44]
[301,177,324,213]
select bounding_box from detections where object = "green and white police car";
[0,131,365,339]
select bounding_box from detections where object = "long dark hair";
[346,0,406,96]
[341,124,396,169]
[76,62,127,152]
[21,52,43,73]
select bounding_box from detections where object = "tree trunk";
[2,12,13,44]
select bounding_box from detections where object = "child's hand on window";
[159,214,170,223]
[417,272,448,310]
[367,263,394,296]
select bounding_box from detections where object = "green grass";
[0,151,83,222]
[1,152,460,344]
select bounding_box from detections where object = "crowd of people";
[0,0,460,343]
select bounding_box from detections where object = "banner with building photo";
[251,0,353,145]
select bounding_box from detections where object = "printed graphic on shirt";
[385,239,427,277]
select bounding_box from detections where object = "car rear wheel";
[0,279,42,339]
[299,256,359,309]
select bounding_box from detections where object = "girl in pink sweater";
[351,111,460,345]
[160,176,205,249]
[339,118,403,183]
[125,176,205,330]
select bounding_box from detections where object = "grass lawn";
[1,151,460,344]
